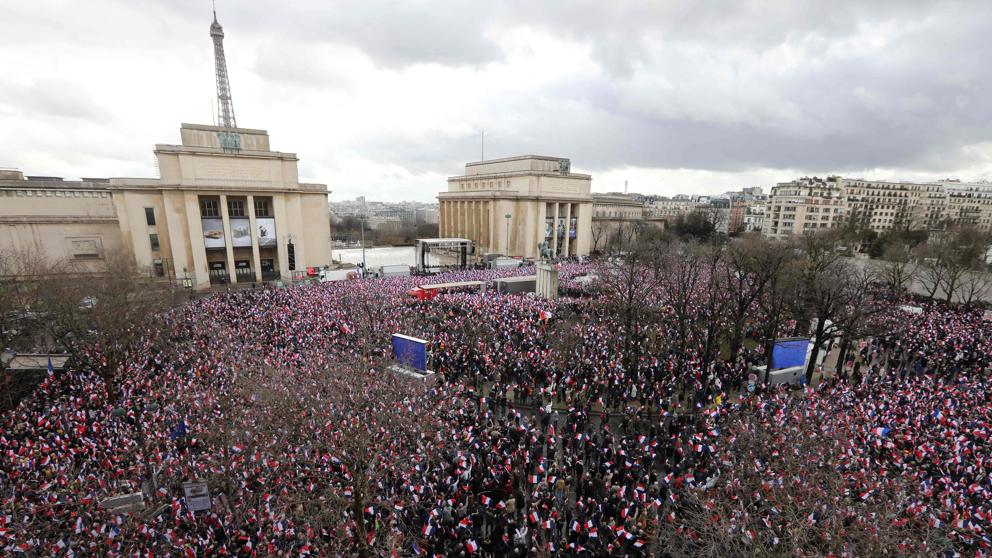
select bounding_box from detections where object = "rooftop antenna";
[481,130,485,162]
[624,180,628,195]
[210,98,216,126]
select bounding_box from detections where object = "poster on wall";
[230,218,252,248]
[201,218,226,249]
[569,217,577,239]
[544,218,553,239]
[257,218,277,247]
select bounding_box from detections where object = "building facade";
[839,179,945,232]
[438,156,593,258]
[942,181,992,232]
[0,124,332,289]
[764,177,847,239]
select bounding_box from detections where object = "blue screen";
[772,338,809,370]
[391,334,428,371]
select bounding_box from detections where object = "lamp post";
[504,213,511,255]
[112,398,161,499]
[360,215,367,271]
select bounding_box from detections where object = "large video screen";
[391,333,428,371]
[772,338,810,370]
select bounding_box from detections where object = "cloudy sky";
[2,0,991,202]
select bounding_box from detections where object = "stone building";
[438,156,593,258]
[0,124,332,290]
[764,177,847,239]
[0,12,332,289]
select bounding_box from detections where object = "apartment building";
[764,177,846,239]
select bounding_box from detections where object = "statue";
[537,241,554,262]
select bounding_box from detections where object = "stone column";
[551,202,560,255]
[246,194,262,282]
[219,194,237,284]
[563,202,572,257]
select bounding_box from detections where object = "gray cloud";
[0,79,113,122]
[3,0,992,200]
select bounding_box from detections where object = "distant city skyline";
[3,1,991,203]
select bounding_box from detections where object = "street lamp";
[111,398,161,499]
[360,215,367,271]
[504,213,511,255]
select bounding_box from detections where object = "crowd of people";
[1,261,991,556]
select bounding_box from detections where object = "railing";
[208,268,228,285]
[235,267,255,281]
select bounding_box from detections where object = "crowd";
[1,262,991,556]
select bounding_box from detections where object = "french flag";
[570,520,581,533]
[541,519,554,530]
[529,512,540,524]
[422,524,435,537]
[528,475,540,484]
[480,495,492,506]
[465,540,479,554]
[872,427,891,437]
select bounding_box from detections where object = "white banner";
[201,218,225,249]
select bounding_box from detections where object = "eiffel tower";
[210,6,241,151]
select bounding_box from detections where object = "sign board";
[183,481,212,513]
[771,338,810,371]
[100,492,145,514]
[391,334,428,371]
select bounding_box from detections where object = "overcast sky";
[2,0,991,202]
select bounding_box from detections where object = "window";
[228,199,245,217]
[200,199,219,217]
[254,199,271,217]
[149,234,160,251]
[145,207,156,226]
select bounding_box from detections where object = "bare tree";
[830,267,893,377]
[915,228,990,302]
[956,269,992,307]
[797,232,855,383]
[657,405,953,557]
[594,237,663,375]
[658,240,706,380]
[721,236,787,364]
[871,243,916,294]
[41,251,173,403]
